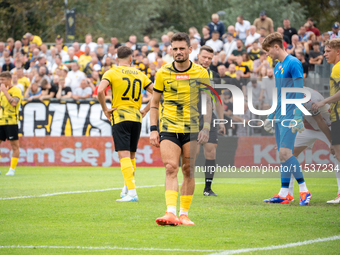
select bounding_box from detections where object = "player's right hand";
[104,107,116,121]
[150,131,160,148]
[311,101,325,113]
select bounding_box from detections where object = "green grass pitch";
[0,167,339,255]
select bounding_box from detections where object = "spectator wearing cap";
[73,42,84,58]
[25,32,42,47]
[200,26,211,46]
[207,13,225,39]
[66,62,86,92]
[96,37,108,54]
[80,34,97,52]
[253,10,274,36]
[72,79,93,99]
[329,23,340,39]
[235,15,251,43]
[205,31,223,53]
[63,47,79,69]
[147,44,160,63]
[189,39,201,62]
[283,19,297,45]
[252,51,270,77]
[78,46,92,71]
[21,35,30,56]
[55,35,68,52]
[245,25,261,49]
[223,33,237,59]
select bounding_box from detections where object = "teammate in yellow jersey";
[0,72,22,176]
[150,32,212,226]
[97,46,154,202]
[312,38,340,203]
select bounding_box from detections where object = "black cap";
[260,10,266,16]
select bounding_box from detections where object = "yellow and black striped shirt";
[0,86,22,125]
[153,61,210,133]
[102,66,152,124]
[330,61,340,122]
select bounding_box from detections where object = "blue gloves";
[289,108,305,133]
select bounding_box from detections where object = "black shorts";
[331,121,340,145]
[159,132,198,148]
[199,124,218,144]
[112,121,141,152]
[0,125,19,141]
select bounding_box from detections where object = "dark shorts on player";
[331,120,340,145]
[159,132,198,148]
[0,125,19,141]
[112,121,141,152]
[199,124,218,144]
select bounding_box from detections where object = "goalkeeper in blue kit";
[262,32,312,206]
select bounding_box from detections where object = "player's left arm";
[0,85,20,107]
[140,83,154,118]
[313,113,332,143]
[215,94,226,135]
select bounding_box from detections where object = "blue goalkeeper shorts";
[275,121,297,151]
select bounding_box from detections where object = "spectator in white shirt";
[235,15,251,42]
[245,25,261,49]
[67,62,86,92]
[205,31,223,53]
[80,34,97,52]
[223,33,237,58]
[72,79,93,99]
[189,39,201,62]
[103,45,117,64]
[147,44,160,63]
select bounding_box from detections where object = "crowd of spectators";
[0,11,339,135]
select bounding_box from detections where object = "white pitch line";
[0,182,205,201]
[209,235,340,255]
[0,245,221,253]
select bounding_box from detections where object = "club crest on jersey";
[279,65,282,69]
[176,75,189,79]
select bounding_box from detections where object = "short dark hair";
[41,79,49,87]
[0,71,12,79]
[199,45,214,54]
[171,32,190,47]
[312,41,320,46]
[212,31,220,34]
[117,46,132,59]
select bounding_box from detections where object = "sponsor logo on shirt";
[176,75,189,79]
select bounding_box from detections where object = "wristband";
[150,125,157,132]
[203,122,210,131]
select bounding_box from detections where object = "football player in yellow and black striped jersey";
[98,46,153,202]
[0,71,21,176]
[150,32,212,226]
[312,38,340,203]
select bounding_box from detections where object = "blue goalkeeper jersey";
[274,54,304,121]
